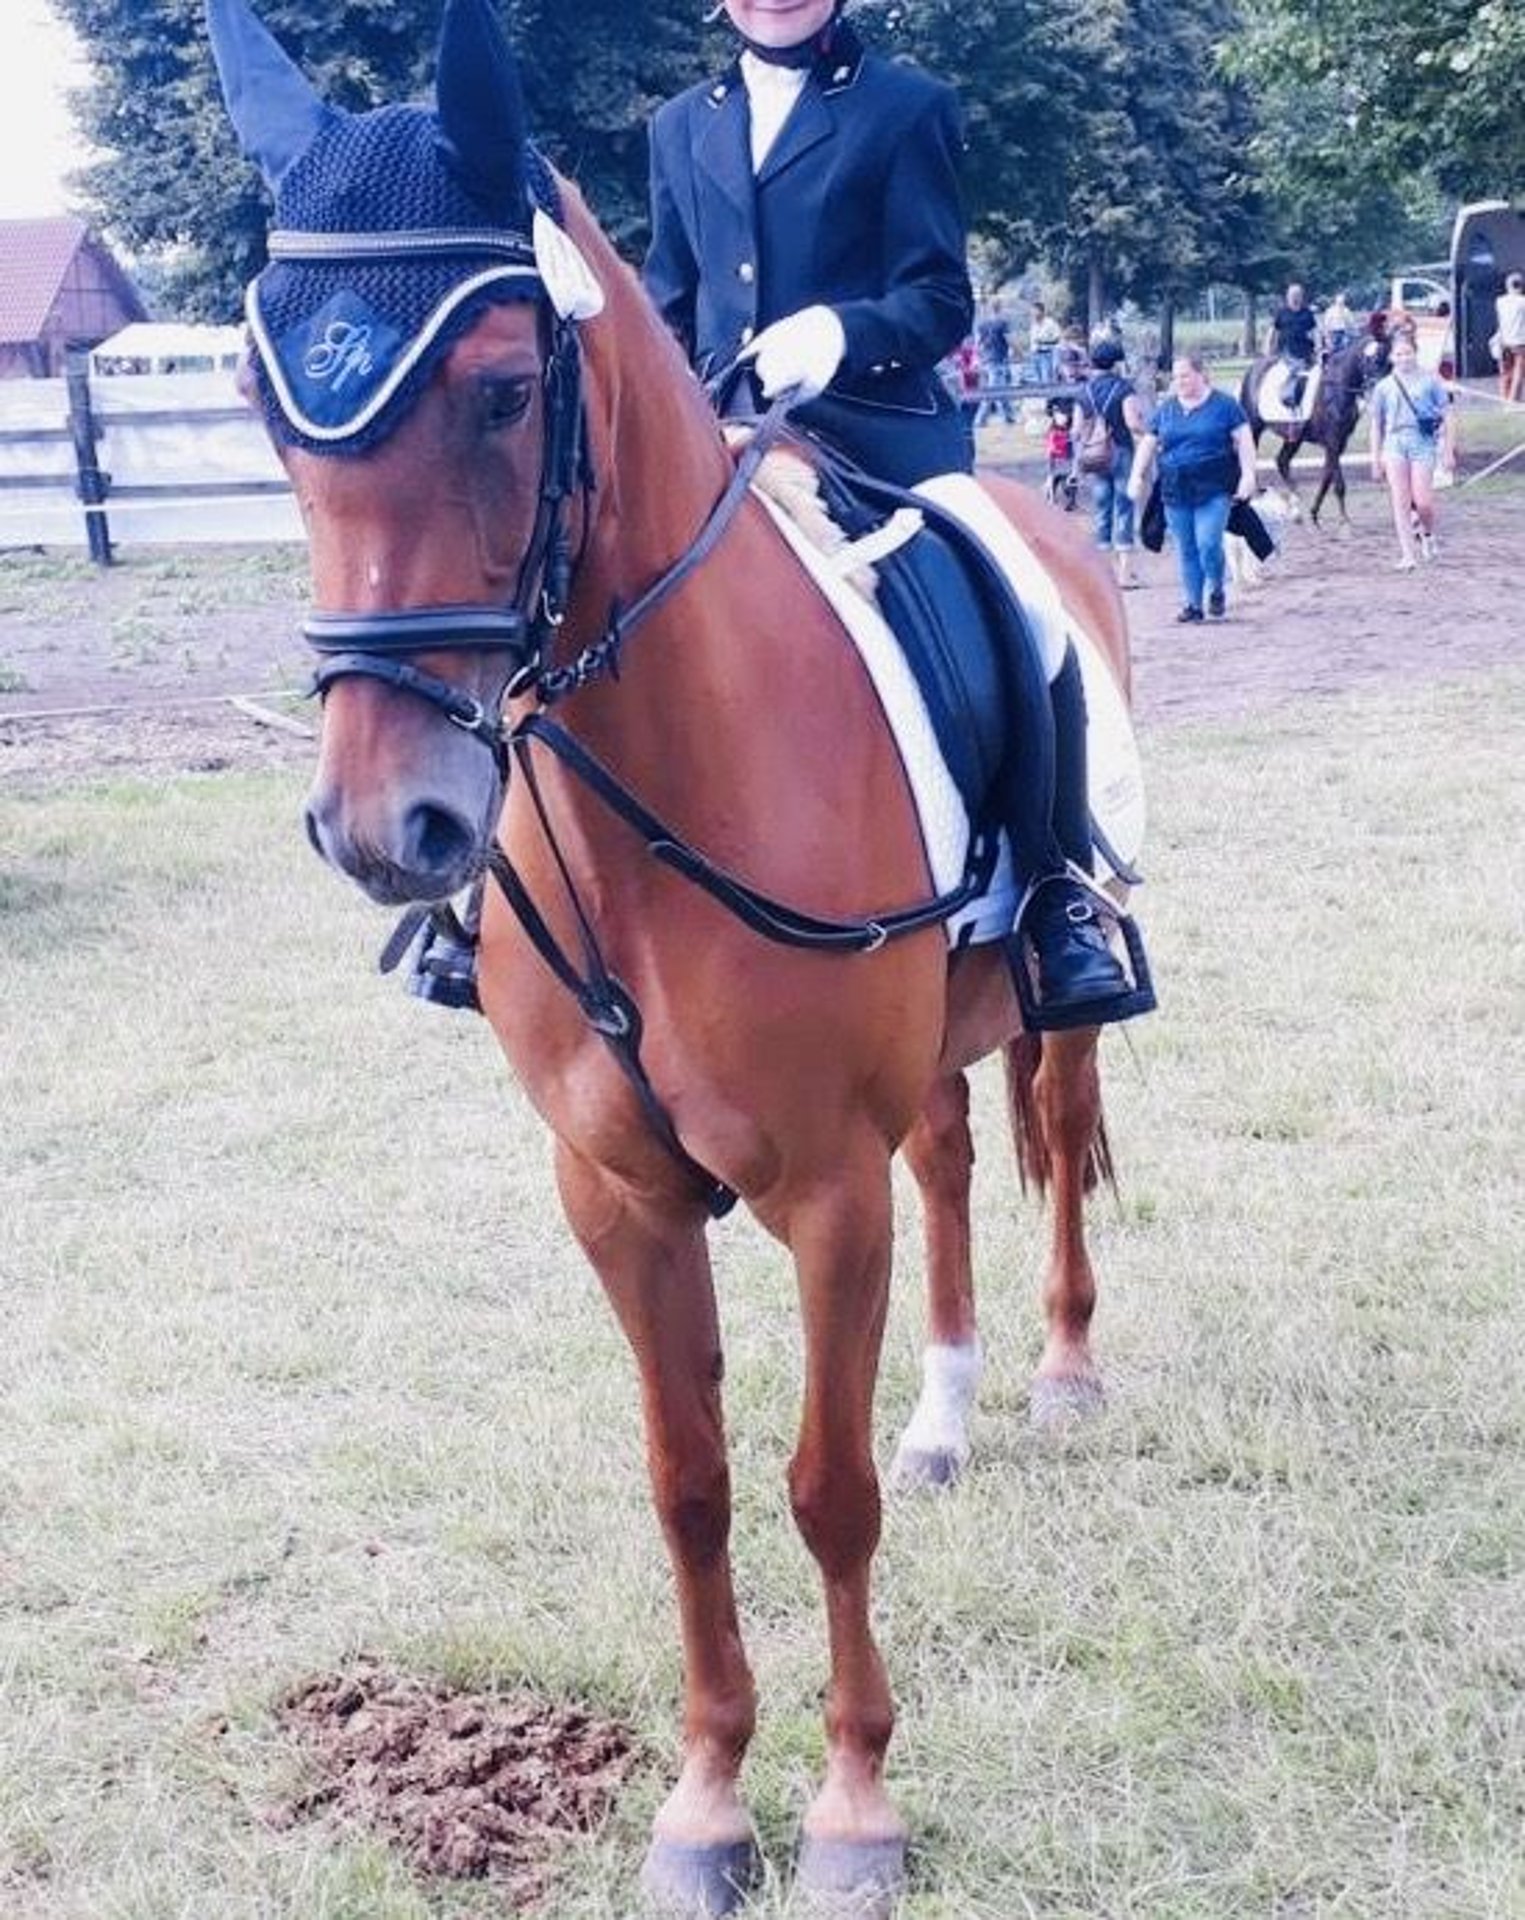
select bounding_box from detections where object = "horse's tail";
[1002,1032,1116,1199]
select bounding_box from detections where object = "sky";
[1,2,91,219]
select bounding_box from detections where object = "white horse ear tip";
[532,207,606,322]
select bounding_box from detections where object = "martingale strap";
[482,708,997,1221]
[493,733,741,1220]
[508,712,999,950]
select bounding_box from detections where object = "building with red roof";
[0,215,146,378]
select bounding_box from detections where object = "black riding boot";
[407,880,482,1011]
[1013,648,1154,1030]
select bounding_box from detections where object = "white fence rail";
[0,371,302,555]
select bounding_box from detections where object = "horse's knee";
[654,1458,733,1569]
[789,1452,881,1579]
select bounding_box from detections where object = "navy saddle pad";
[812,455,1049,829]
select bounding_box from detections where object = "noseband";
[289,222,592,753]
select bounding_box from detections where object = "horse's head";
[1342,336,1390,397]
[209,0,604,905]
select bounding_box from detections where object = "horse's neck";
[562,300,733,647]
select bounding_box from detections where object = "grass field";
[3,663,1525,1916]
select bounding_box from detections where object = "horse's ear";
[435,0,529,220]
[205,0,331,192]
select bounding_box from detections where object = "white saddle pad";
[751,477,1148,948]
[1256,360,1324,427]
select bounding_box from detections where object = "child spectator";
[1043,396,1078,509]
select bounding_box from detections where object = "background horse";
[1240,340,1387,526]
[211,0,1135,1909]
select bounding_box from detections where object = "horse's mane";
[555,176,731,486]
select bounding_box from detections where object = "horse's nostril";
[404,802,476,877]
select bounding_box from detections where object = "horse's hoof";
[795,1833,907,1915]
[1028,1373,1106,1430]
[888,1442,963,1492]
[640,1836,761,1914]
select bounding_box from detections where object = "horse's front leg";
[778,1135,907,1913]
[891,1069,984,1489]
[1028,1026,1106,1427]
[1278,438,1299,506]
[1309,447,1341,527]
[555,1142,759,1916]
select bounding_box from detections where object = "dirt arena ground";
[1,474,1519,788]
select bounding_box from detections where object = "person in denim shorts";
[1369,324,1456,570]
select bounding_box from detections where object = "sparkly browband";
[267,227,536,262]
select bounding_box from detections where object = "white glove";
[741,305,846,400]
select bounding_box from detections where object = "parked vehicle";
[1385,267,1453,375]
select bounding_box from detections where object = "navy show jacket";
[644,23,974,480]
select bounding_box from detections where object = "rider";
[1268,281,1319,411]
[642,0,1147,1029]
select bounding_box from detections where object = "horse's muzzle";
[304,781,495,905]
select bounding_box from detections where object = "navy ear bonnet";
[209,0,591,457]
[248,107,552,455]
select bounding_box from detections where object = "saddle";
[1258,358,1324,427]
[805,450,1048,842]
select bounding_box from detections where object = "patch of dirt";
[0,473,1519,793]
[272,1659,639,1901]
[1119,479,1522,729]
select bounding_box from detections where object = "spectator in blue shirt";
[1128,352,1258,622]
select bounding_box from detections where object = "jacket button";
[737,262,755,284]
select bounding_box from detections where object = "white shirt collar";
[738,51,808,172]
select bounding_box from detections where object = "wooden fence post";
[65,356,113,566]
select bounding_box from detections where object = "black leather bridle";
[291,226,593,755]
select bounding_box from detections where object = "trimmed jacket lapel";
[755,81,834,188]
[696,72,755,221]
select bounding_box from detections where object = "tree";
[1028,0,1264,338]
[52,0,715,317]
[860,0,1079,279]
[1224,0,1525,261]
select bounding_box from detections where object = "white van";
[1386,268,1453,373]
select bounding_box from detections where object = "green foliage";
[53,0,715,317]
[51,0,1521,323]
[1224,0,1525,281]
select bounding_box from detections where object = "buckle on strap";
[308,651,502,744]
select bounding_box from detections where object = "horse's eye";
[480,376,533,430]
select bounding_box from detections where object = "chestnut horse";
[210,0,1133,1909]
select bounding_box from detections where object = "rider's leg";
[1018,647,1143,1020]
[909,472,1151,1029]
